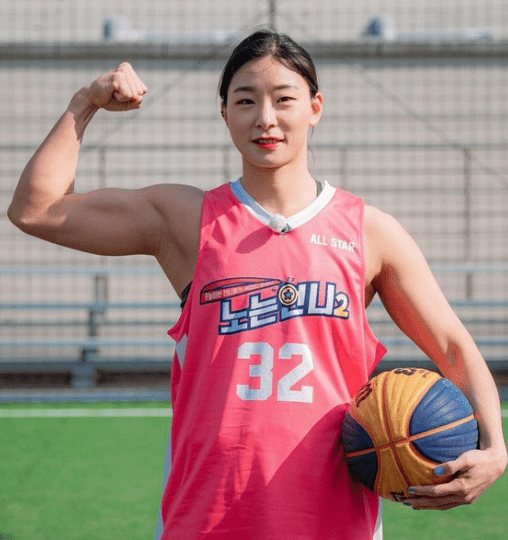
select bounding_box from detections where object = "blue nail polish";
[407,487,416,494]
[434,465,446,476]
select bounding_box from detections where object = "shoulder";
[364,204,425,287]
[364,204,416,256]
[364,204,402,236]
[140,183,205,232]
[142,183,205,212]
[141,184,205,288]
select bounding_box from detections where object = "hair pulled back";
[219,29,319,105]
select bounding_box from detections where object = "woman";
[8,29,507,540]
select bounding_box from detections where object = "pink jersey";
[157,180,386,540]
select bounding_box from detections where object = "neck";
[240,161,318,218]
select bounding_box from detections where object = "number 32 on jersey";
[236,342,314,403]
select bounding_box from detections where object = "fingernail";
[407,487,416,494]
[403,502,412,507]
[434,465,446,476]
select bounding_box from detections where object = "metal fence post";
[268,0,277,29]
[71,274,108,388]
[340,147,348,190]
[464,148,473,298]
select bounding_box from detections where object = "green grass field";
[0,402,506,540]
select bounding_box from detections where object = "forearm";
[442,340,507,465]
[8,89,98,228]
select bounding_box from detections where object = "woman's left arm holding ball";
[365,205,508,510]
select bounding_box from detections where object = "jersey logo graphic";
[279,283,298,306]
[200,277,282,304]
[200,277,350,335]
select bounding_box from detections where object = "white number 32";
[236,342,314,403]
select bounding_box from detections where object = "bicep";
[24,184,202,259]
[27,187,161,256]
[369,210,473,367]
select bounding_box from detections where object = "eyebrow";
[232,84,299,93]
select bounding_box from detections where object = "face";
[221,56,323,172]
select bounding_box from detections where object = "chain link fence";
[1,1,507,388]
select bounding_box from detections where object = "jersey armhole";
[179,281,193,309]
[169,189,211,335]
[360,197,388,373]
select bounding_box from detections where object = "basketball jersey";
[156,180,387,540]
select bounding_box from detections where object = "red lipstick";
[254,137,283,150]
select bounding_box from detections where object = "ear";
[309,93,324,127]
[221,103,228,125]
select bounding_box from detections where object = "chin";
[246,159,289,172]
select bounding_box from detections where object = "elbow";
[7,201,24,229]
[7,201,45,235]
[8,197,68,241]
[7,201,30,231]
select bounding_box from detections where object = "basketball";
[342,368,479,501]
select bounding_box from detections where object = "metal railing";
[1,265,507,388]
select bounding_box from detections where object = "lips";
[253,137,284,149]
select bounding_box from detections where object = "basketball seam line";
[381,372,412,489]
[345,413,477,458]
[397,374,442,486]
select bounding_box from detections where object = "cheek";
[225,122,248,152]
[226,121,244,142]
[225,108,248,131]
[283,105,315,127]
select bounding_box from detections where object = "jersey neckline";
[230,178,335,233]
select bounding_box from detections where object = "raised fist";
[84,62,148,112]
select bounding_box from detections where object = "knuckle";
[461,455,473,468]
[455,480,469,496]
[463,492,476,505]
[111,79,122,92]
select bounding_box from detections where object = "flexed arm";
[8,62,153,254]
[8,63,203,293]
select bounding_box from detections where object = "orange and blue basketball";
[342,368,478,501]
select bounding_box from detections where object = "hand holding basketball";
[83,62,148,112]
[342,368,479,502]
[342,367,507,511]
[404,446,507,510]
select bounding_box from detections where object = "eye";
[236,98,254,105]
[277,96,295,103]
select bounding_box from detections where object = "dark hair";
[219,29,319,105]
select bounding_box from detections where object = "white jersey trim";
[374,498,383,540]
[154,428,173,540]
[230,178,335,232]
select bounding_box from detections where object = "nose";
[256,100,277,130]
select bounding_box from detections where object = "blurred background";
[1,0,507,400]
